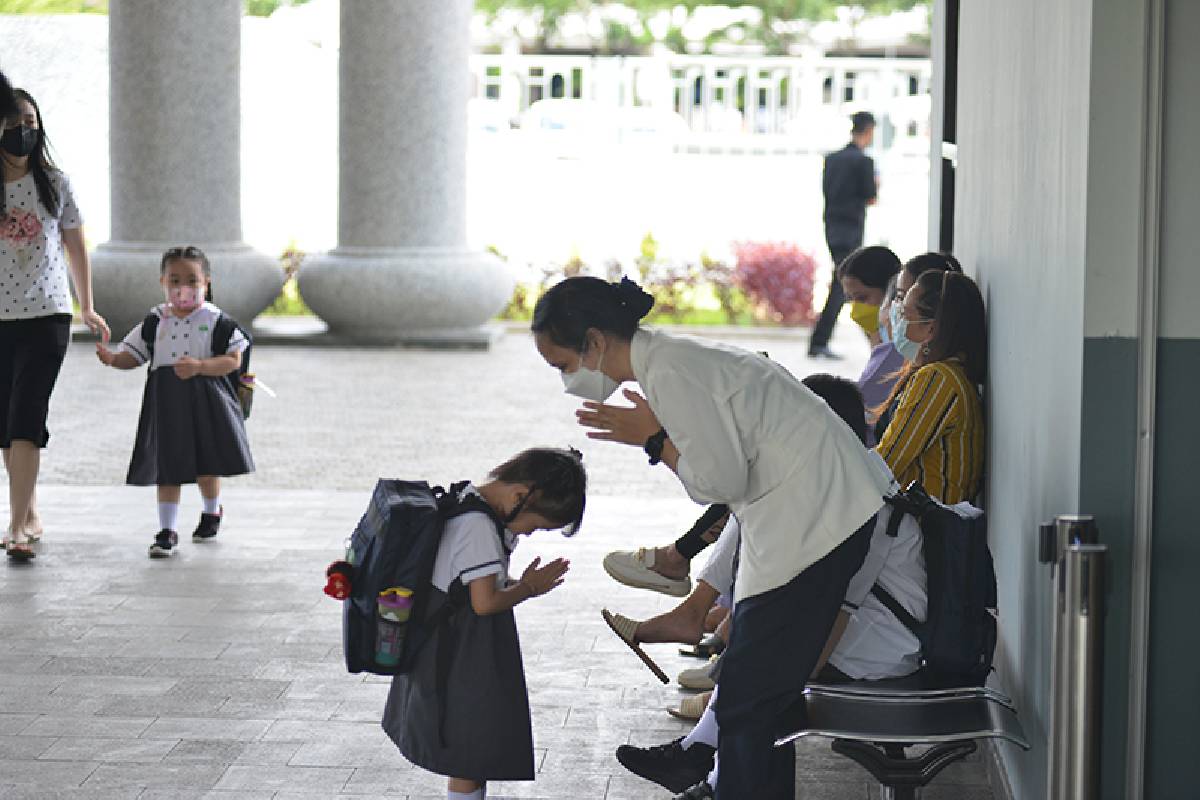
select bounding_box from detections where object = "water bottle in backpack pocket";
[374,588,414,667]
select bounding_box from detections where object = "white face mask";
[561,341,620,403]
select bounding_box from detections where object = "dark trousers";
[808,241,860,352]
[714,518,875,799]
[673,504,731,560]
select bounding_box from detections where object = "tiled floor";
[0,326,995,798]
[0,486,994,799]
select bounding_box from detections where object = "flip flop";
[667,691,712,721]
[601,608,668,684]
[679,633,725,660]
[5,536,36,562]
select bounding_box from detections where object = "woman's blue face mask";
[889,301,932,362]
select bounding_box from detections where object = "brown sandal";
[5,533,36,562]
[601,609,668,684]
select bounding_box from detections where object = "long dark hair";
[161,245,215,303]
[878,271,987,416]
[902,252,961,285]
[1,89,61,217]
[531,276,654,351]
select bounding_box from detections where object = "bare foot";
[634,604,708,646]
[650,545,690,580]
[24,510,43,541]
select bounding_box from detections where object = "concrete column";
[92,0,282,335]
[298,0,512,346]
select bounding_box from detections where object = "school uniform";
[0,171,80,447]
[117,302,254,486]
[382,485,535,781]
[628,328,892,800]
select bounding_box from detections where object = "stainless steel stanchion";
[1060,543,1106,800]
[1042,515,1100,800]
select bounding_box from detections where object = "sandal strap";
[603,610,640,643]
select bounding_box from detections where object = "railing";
[468,53,932,154]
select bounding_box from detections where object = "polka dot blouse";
[0,171,81,320]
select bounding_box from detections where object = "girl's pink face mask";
[166,286,202,312]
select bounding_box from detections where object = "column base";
[297,246,513,346]
[91,242,284,336]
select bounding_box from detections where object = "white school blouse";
[118,303,248,370]
[429,484,518,593]
[629,328,891,601]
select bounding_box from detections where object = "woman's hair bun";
[614,277,655,320]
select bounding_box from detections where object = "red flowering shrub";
[732,242,816,325]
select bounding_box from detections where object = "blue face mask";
[879,306,892,345]
[889,301,928,362]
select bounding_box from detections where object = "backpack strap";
[211,313,237,358]
[140,312,160,358]
[870,583,924,643]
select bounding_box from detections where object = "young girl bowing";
[96,246,253,557]
[383,447,587,800]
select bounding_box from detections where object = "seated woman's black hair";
[490,447,587,536]
[903,251,962,280]
[836,245,901,290]
[531,276,655,351]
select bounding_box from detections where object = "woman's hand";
[81,308,111,343]
[519,556,570,598]
[95,343,116,366]
[173,356,202,380]
[576,389,662,447]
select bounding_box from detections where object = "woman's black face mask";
[0,125,37,158]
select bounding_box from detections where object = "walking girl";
[95,245,253,557]
[1,88,109,561]
[383,447,587,800]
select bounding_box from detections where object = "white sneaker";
[603,547,692,597]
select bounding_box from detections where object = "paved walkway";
[0,326,994,798]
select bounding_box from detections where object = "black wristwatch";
[644,428,669,465]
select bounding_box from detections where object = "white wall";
[954,1,1093,796]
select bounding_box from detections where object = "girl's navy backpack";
[338,479,496,676]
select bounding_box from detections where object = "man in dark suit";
[809,111,878,359]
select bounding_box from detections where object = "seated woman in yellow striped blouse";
[875,270,986,505]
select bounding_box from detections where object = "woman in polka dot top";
[96,246,254,558]
[0,88,110,561]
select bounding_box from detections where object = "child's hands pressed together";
[95,343,116,366]
[173,356,202,380]
[519,556,570,598]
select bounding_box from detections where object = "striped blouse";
[875,360,985,504]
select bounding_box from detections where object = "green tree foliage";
[0,0,312,15]
[0,0,107,12]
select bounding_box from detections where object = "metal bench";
[775,685,1030,800]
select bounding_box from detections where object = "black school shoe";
[149,529,179,558]
[192,509,223,542]
[615,737,715,793]
[673,780,714,800]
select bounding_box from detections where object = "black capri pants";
[0,314,71,448]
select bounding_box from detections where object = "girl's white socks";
[682,686,719,750]
[157,502,179,532]
[447,790,482,800]
[202,495,221,515]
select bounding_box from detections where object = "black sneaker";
[807,345,843,360]
[192,509,222,542]
[615,737,715,793]
[673,781,714,800]
[149,529,179,558]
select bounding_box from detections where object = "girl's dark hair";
[1,89,60,218]
[161,245,214,302]
[902,251,962,283]
[531,276,655,350]
[836,245,901,290]
[490,447,587,536]
[803,373,867,445]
